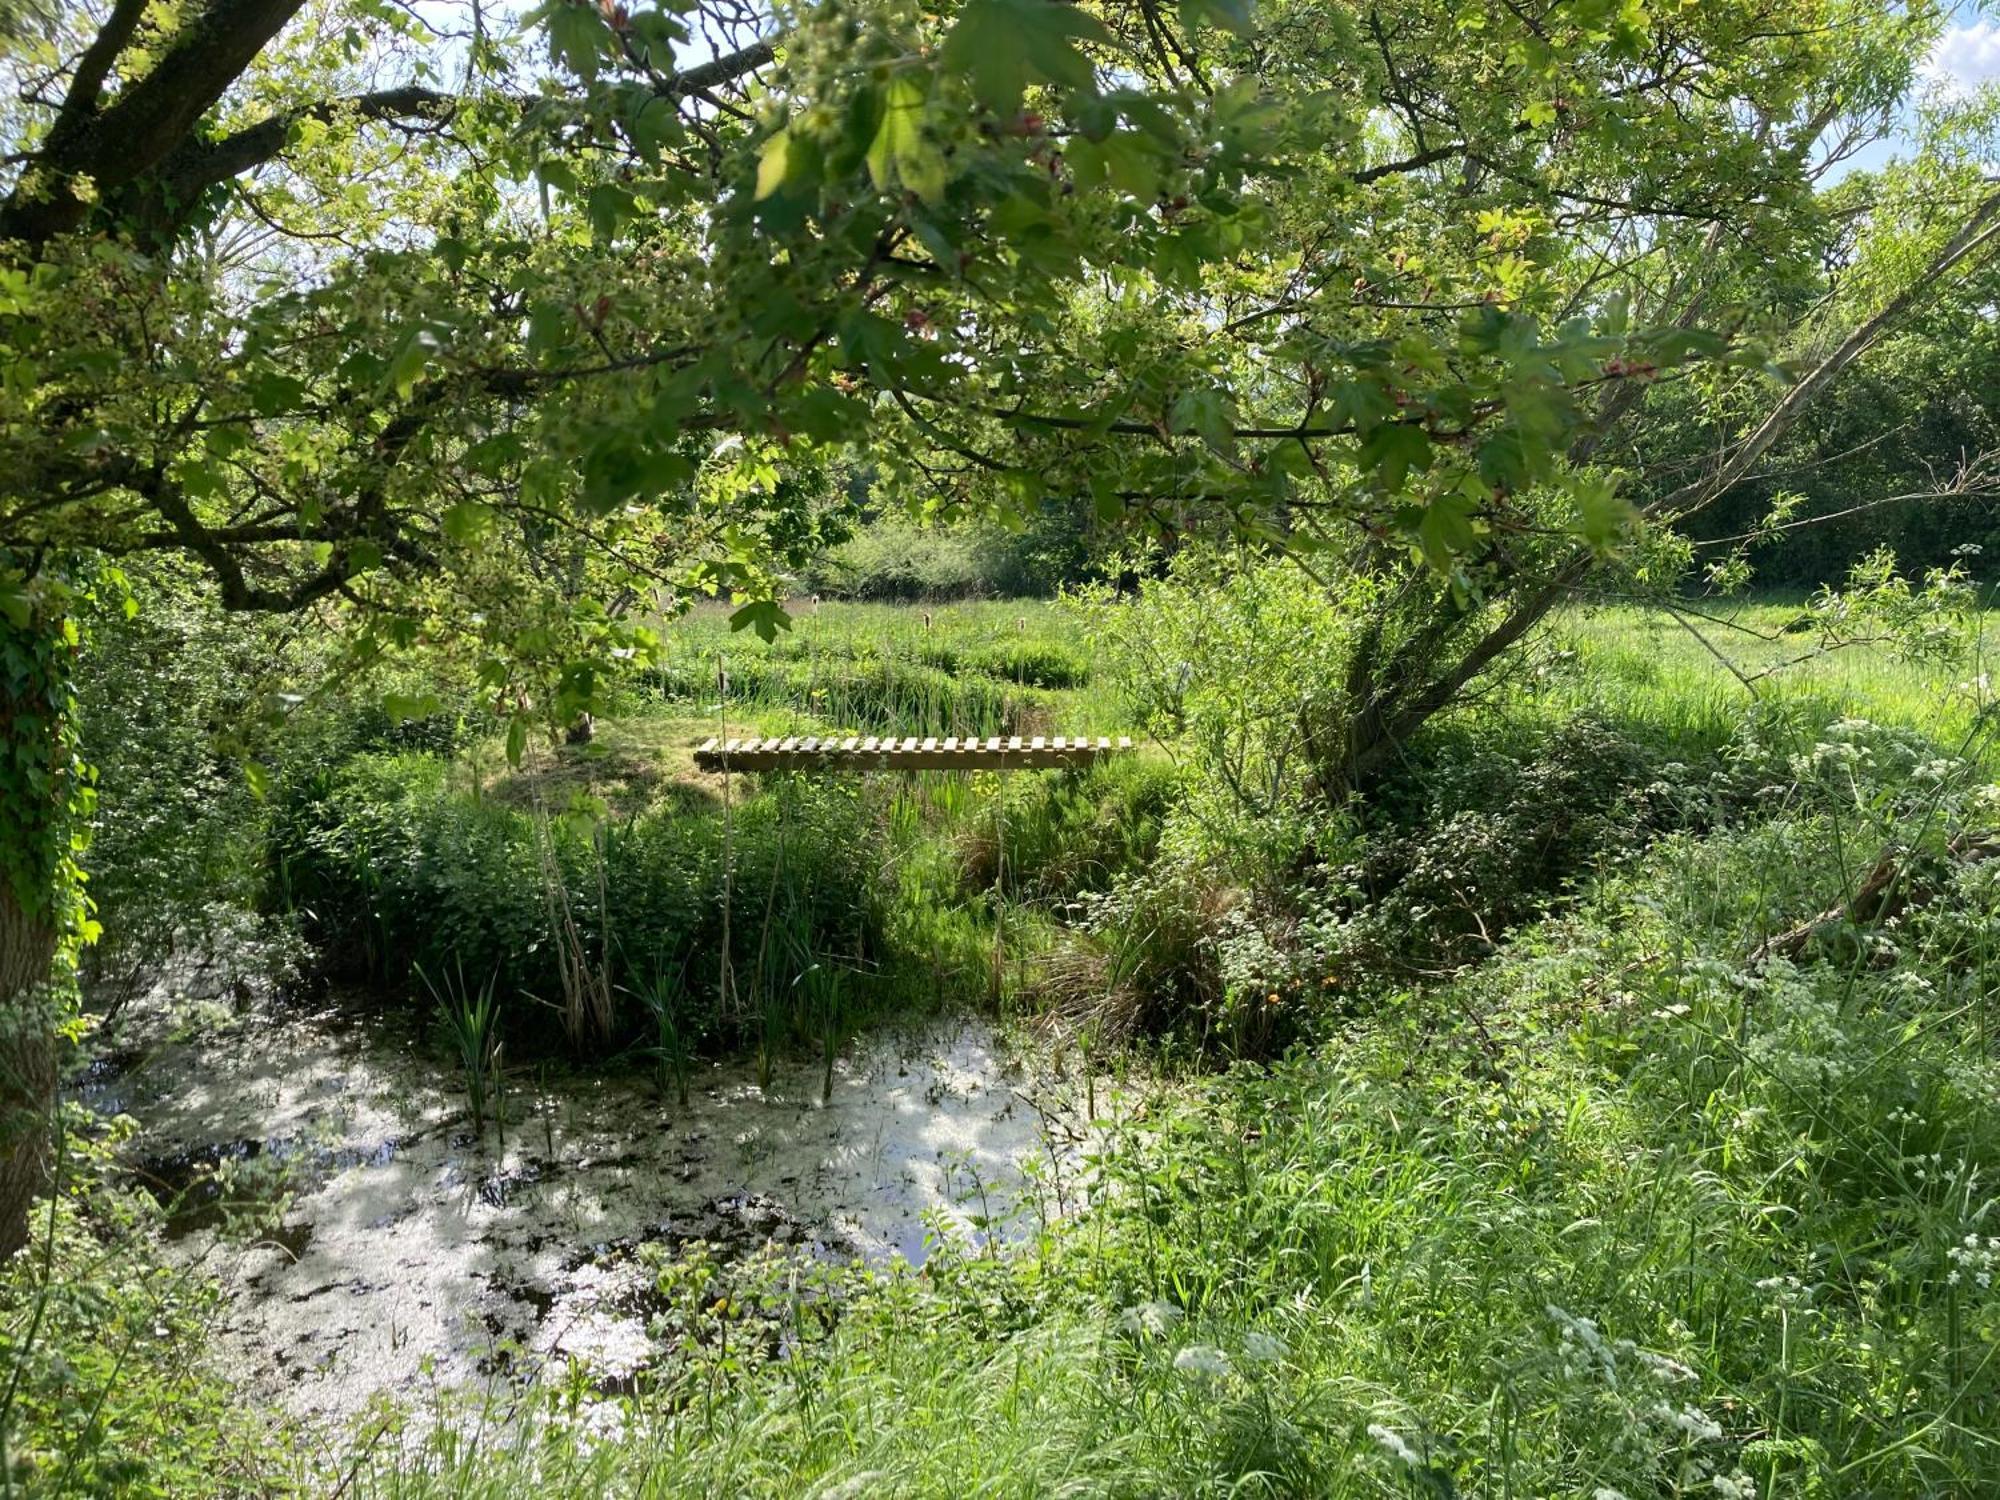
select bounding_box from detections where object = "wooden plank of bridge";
[693,733,1135,772]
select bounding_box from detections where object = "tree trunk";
[0,565,76,1261]
[0,884,57,1259]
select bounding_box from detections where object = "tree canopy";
[4,0,1993,748]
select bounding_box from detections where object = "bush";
[955,756,1176,904]
[804,503,1104,601]
[75,571,479,1012]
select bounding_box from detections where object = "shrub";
[804,504,1104,601]
[0,1114,272,1496]
[955,756,1176,903]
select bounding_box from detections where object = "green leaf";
[1569,470,1636,553]
[1359,423,1432,491]
[177,459,225,500]
[505,715,528,767]
[543,2,610,83]
[442,502,494,545]
[1416,491,1479,572]
[388,327,439,400]
[941,0,1112,116]
[242,760,272,802]
[247,370,307,415]
[1068,132,1161,197]
[586,183,638,243]
[729,598,792,644]
[756,126,795,201]
[867,72,944,202]
[1180,0,1254,36]
[383,690,443,722]
[830,87,886,176]
[1168,386,1235,453]
[1643,326,1728,366]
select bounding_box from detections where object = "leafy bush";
[74,579,292,1008]
[75,572,480,1013]
[804,504,1103,601]
[1075,550,1375,879]
[956,756,1175,902]
[1318,710,1696,979]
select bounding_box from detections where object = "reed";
[420,960,505,1144]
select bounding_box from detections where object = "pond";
[82,989,1113,1429]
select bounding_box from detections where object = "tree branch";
[54,0,151,130]
[0,0,308,244]
[1651,184,2000,522]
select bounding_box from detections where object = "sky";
[1815,4,1999,180]
[1927,10,2000,95]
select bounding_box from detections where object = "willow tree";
[1,0,1993,1254]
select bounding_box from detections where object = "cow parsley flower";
[1118,1301,1184,1338]
[1367,1424,1420,1466]
[1242,1331,1289,1364]
[1172,1344,1232,1380]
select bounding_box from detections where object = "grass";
[1543,599,2000,761]
[323,688,2000,1495]
[53,586,2000,1497]
[642,599,1128,739]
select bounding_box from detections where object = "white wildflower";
[1367,1424,1420,1466]
[1666,1404,1722,1442]
[812,1473,888,1500]
[1548,1303,1619,1385]
[1118,1301,1183,1338]
[1242,1331,1289,1364]
[1635,1349,1698,1385]
[1172,1344,1232,1380]
[1712,1471,1758,1500]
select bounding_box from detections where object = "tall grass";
[641,599,1125,737]
[80,588,2000,1496]
[420,961,504,1144]
[335,708,2000,1494]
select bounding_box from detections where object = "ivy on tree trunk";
[0,566,90,1258]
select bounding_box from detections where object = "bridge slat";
[694,733,1137,773]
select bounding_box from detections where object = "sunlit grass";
[1544,601,2000,758]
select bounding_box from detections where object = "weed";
[421,961,504,1144]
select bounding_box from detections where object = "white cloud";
[1924,19,2000,95]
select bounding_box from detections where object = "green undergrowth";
[272,747,889,1055]
[0,1116,274,1498]
[323,728,2000,1496]
[637,598,1117,735]
[266,710,1172,1062]
[55,584,2000,1497]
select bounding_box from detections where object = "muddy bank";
[82,993,1110,1428]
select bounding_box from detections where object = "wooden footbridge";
[695,734,1133,772]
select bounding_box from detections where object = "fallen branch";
[1750,830,2000,964]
